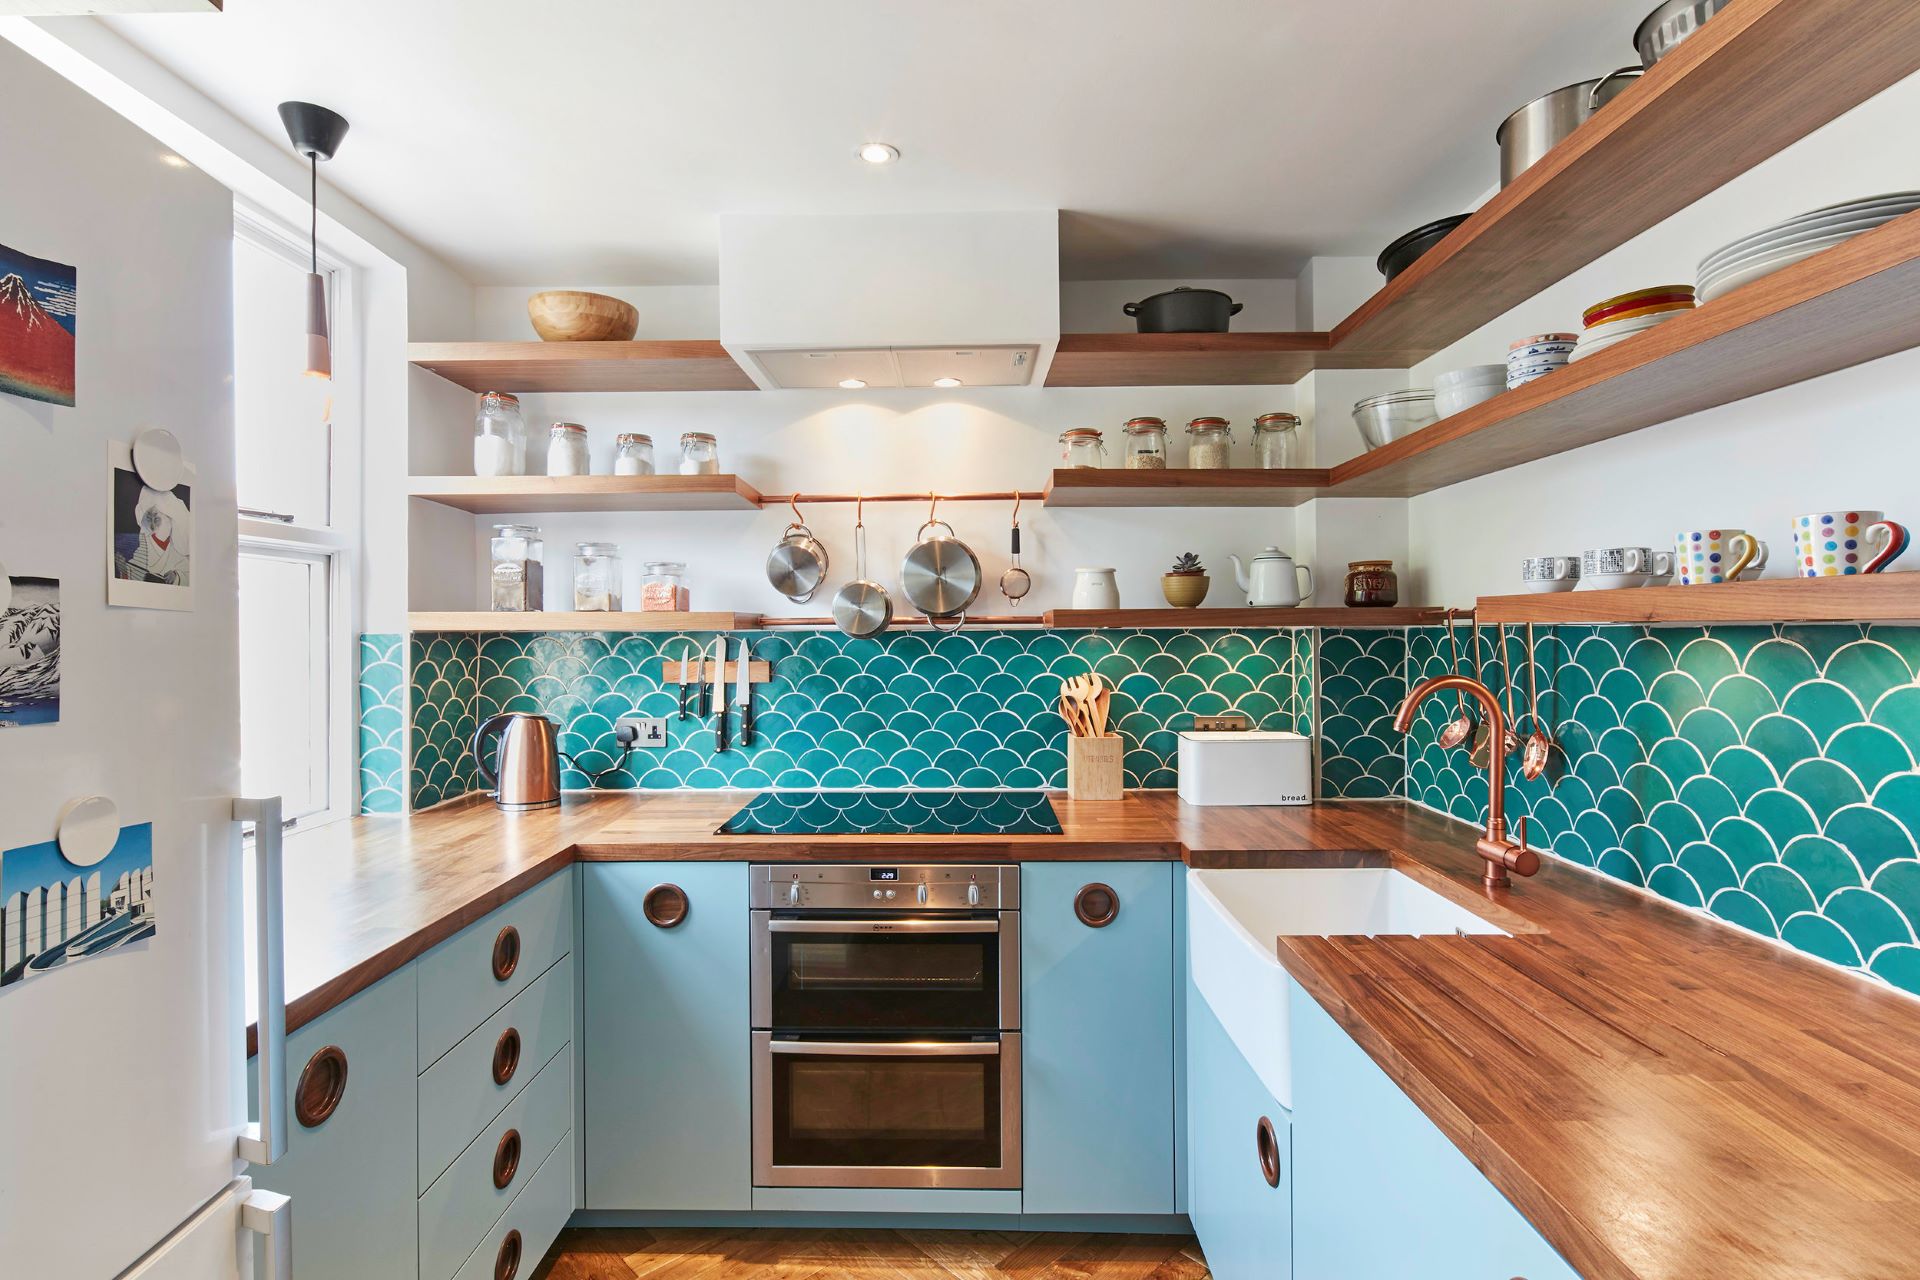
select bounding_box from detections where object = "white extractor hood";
[718,210,1059,390]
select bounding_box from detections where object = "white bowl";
[1435,381,1505,418]
[1435,364,1506,390]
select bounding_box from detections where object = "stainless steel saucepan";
[832,508,892,638]
[767,519,829,603]
[900,510,981,631]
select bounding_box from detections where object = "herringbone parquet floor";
[529,1227,1212,1279]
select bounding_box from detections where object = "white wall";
[1406,70,1920,605]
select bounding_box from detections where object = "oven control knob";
[787,879,802,906]
[872,889,884,899]
[916,882,929,905]
[967,878,982,907]
[884,889,897,900]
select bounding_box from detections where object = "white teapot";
[1228,546,1314,607]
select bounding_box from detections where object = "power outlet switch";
[617,716,670,750]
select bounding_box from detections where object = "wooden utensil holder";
[1067,734,1125,801]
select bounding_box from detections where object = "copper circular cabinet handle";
[1256,1115,1281,1188]
[644,882,689,928]
[491,925,521,982]
[1074,882,1119,928]
[495,1229,522,1280]
[293,1045,349,1128]
[492,1128,522,1190]
[491,1027,522,1087]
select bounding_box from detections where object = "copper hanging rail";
[758,614,1047,629]
[757,490,1044,506]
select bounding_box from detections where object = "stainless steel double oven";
[751,863,1020,1190]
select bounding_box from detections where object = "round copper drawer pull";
[1074,882,1119,928]
[1256,1115,1282,1188]
[644,882,689,929]
[495,1229,522,1280]
[491,925,521,983]
[293,1045,349,1128]
[492,1128,522,1190]
[492,1027,522,1087]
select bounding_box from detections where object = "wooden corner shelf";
[1328,0,1920,363]
[1043,468,1331,508]
[409,611,762,633]
[1042,332,1337,388]
[408,340,756,393]
[1044,607,1442,630]
[1328,207,1920,497]
[1475,575,1920,626]
[408,474,762,513]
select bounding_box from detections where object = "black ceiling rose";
[277,101,350,162]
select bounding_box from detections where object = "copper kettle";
[471,712,562,811]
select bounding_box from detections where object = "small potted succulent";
[1162,552,1209,608]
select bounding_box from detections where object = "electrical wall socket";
[616,716,670,750]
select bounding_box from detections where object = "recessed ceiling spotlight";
[932,377,962,388]
[857,142,900,165]
[838,378,868,389]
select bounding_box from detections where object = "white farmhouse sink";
[1187,867,1507,1109]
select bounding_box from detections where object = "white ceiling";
[103,0,1655,285]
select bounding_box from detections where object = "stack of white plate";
[1697,192,1920,303]
[1433,365,1506,417]
[1569,285,1695,363]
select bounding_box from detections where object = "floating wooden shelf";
[407,474,762,513]
[1042,332,1338,388]
[410,612,762,633]
[1328,208,1920,497]
[408,340,756,393]
[1475,575,1920,626]
[1043,468,1331,508]
[1044,607,1442,629]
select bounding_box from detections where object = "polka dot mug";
[1674,529,1767,585]
[1792,510,1910,577]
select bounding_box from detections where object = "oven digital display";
[868,867,900,881]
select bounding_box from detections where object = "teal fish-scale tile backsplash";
[1396,622,1920,998]
[1317,628,1408,799]
[411,633,478,809]
[358,633,405,814]
[434,627,1307,795]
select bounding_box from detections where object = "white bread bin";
[1177,730,1312,807]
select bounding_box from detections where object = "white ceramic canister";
[1071,567,1120,610]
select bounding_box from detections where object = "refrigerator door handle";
[241,1186,292,1280]
[234,797,287,1166]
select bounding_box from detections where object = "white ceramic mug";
[1580,546,1653,590]
[1792,510,1911,577]
[1520,555,1580,594]
[1071,567,1120,610]
[1674,528,1767,585]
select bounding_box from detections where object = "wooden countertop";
[270,791,1920,1280]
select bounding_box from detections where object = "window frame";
[233,202,363,830]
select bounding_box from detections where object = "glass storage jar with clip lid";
[613,433,655,476]
[1184,417,1234,469]
[1252,412,1300,469]
[490,523,545,612]
[1121,417,1169,469]
[1059,428,1107,469]
[573,542,623,611]
[678,432,720,475]
[473,391,526,477]
[546,422,590,476]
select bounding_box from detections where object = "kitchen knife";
[713,634,730,753]
[737,638,755,748]
[697,637,712,719]
[677,638,698,720]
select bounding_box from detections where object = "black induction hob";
[718,790,1062,837]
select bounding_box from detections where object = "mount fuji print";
[0,242,76,407]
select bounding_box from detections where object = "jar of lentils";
[1058,428,1107,468]
[1185,417,1234,469]
[1252,412,1300,469]
[1121,417,1169,469]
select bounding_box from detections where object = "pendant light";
[276,101,350,380]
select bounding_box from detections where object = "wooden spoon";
[1091,685,1112,738]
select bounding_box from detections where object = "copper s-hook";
[928,492,939,525]
[789,493,804,526]
[1011,491,1022,526]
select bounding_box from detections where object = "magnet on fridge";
[131,427,186,492]
[56,795,121,867]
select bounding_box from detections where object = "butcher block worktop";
[269,791,1920,1280]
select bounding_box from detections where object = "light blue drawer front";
[419,1043,572,1280]
[1020,861,1176,1215]
[419,953,573,1192]
[451,1130,575,1280]
[583,862,750,1210]
[248,965,418,1280]
[417,868,573,1070]
[1188,986,1291,1280]
[1289,979,1581,1280]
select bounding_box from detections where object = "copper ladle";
[1520,621,1553,781]
[1497,623,1523,758]
[1437,610,1476,750]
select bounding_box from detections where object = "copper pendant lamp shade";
[277,102,349,380]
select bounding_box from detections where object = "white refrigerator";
[0,36,290,1280]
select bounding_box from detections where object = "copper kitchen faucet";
[1394,673,1541,890]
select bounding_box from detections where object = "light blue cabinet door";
[582,862,750,1209]
[248,965,418,1280]
[1021,861,1175,1215]
[1290,979,1581,1280]
[1187,985,1291,1280]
